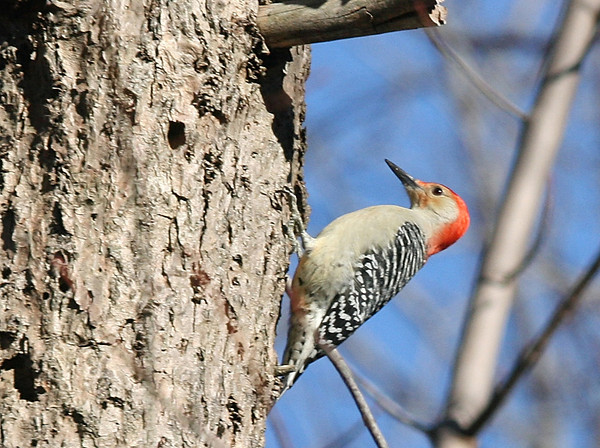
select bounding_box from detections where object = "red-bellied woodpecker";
[279,159,470,394]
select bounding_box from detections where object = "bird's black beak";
[385,159,425,208]
[385,159,422,191]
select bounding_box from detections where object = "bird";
[278,159,470,395]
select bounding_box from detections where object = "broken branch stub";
[257,0,447,48]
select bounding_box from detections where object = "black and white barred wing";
[318,222,427,349]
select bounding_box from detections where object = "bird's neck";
[426,209,470,256]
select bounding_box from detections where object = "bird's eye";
[432,186,443,196]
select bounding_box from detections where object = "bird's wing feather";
[318,221,427,351]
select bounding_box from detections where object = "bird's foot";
[274,364,296,376]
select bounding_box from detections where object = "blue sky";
[268,1,600,446]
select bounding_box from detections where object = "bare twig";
[258,0,446,48]
[467,247,600,434]
[321,344,390,448]
[353,371,432,435]
[425,28,529,121]
[322,411,383,448]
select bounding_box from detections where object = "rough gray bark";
[0,1,309,447]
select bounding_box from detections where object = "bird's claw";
[274,364,296,376]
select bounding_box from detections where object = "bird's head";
[385,159,470,256]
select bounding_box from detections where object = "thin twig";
[425,28,529,121]
[353,371,432,435]
[467,247,600,434]
[322,410,383,448]
[320,344,390,448]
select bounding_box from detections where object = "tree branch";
[437,1,600,446]
[425,28,529,121]
[499,183,553,284]
[468,247,600,434]
[321,345,390,448]
[322,411,383,448]
[353,371,432,435]
[257,0,447,48]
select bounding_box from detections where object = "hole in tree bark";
[167,121,186,149]
[50,202,70,235]
[1,353,45,401]
[1,206,16,252]
[0,331,17,349]
[60,278,74,294]
[38,145,56,171]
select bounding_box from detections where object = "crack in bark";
[1,204,16,253]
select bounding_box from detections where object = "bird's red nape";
[427,189,470,256]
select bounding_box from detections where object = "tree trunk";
[0,1,309,447]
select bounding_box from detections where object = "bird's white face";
[409,180,470,255]
[411,181,460,222]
